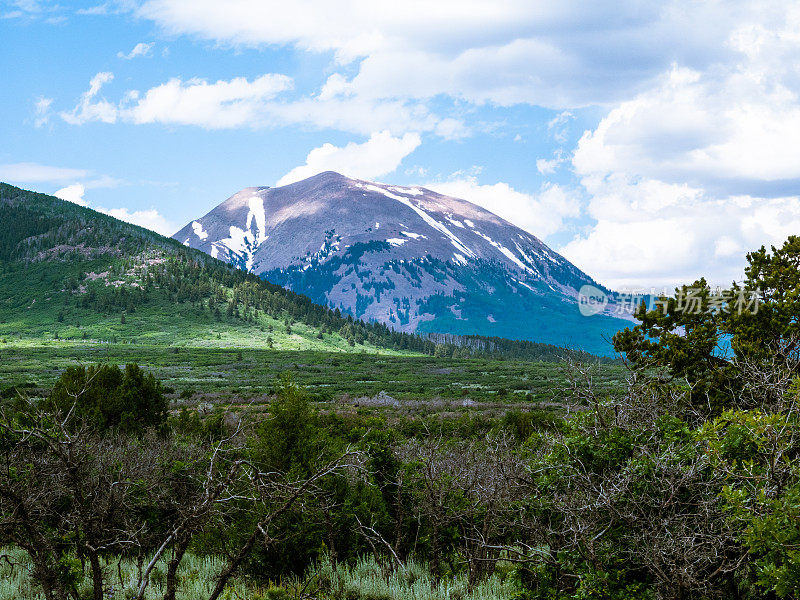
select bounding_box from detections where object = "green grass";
[0,548,520,600]
[309,554,520,600]
[0,302,414,353]
[0,547,251,600]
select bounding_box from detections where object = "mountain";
[174,172,628,355]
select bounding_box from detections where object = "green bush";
[47,363,167,433]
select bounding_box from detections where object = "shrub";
[47,363,167,433]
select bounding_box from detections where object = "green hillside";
[0,183,433,354]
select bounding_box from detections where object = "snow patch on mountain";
[359,183,476,259]
[445,215,466,229]
[222,226,248,256]
[246,196,267,246]
[474,231,531,273]
[389,186,423,196]
[192,221,208,240]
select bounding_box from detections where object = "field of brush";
[0,340,625,419]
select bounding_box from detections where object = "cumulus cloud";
[96,206,175,235]
[559,182,800,289]
[59,71,464,137]
[134,0,757,108]
[60,72,118,125]
[552,5,800,289]
[53,183,88,206]
[426,176,580,238]
[117,42,154,59]
[125,74,293,128]
[277,131,421,186]
[59,72,294,128]
[572,65,800,193]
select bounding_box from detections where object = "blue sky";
[3,0,800,290]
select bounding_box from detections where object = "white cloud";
[3,0,65,20]
[535,158,558,175]
[76,4,112,15]
[33,97,53,127]
[426,176,580,238]
[559,184,800,289]
[557,6,800,289]
[60,72,293,129]
[536,149,568,175]
[0,162,89,183]
[547,110,573,143]
[277,131,421,186]
[54,183,88,206]
[269,94,450,137]
[135,0,763,108]
[96,206,175,235]
[125,74,293,128]
[60,71,464,137]
[117,42,153,59]
[572,64,800,190]
[60,71,118,125]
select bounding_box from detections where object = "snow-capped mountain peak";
[174,171,626,353]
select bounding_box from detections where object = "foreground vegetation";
[4,237,800,600]
[3,352,800,599]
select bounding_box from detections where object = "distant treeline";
[425,332,618,362]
